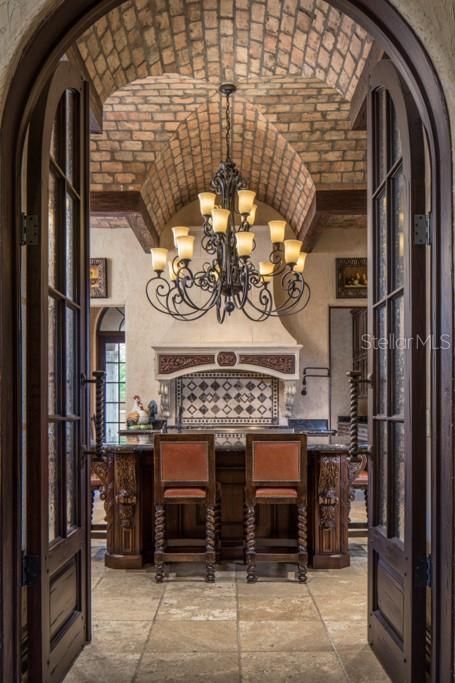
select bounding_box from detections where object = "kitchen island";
[96,430,362,571]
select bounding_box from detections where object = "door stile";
[25,62,90,683]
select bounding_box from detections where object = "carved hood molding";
[153,344,302,381]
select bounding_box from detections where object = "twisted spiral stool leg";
[154,504,166,583]
[246,504,257,583]
[206,505,216,583]
[215,486,222,560]
[297,504,308,584]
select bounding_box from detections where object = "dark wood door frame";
[0,2,452,682]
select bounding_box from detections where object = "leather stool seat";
[353,470,368,485]
[164,487,206,498]
[255,487,298,498]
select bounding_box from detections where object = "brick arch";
[140,94,316,236]
[77,0,373,103]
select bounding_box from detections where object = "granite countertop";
[102,430,370,454]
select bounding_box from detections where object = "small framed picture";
[90,258,108,298]
[336,258,368,298]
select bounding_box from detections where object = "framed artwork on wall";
[90,258,108,298]
[336,258,367,299]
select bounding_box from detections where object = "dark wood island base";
[99,439,352,571]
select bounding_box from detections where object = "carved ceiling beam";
[90,190,159,252]
[298,189,367,251]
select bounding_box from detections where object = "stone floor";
[65,495,390,683]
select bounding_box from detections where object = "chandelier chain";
[225,93,231,162]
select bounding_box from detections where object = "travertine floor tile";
[325,620,369,647]
[146,619,238,652]
[156,595,237,621]
[336,644,392,682]
[239,619,332,652]
[240,651,349,682]
[92,594,161,621]
[86,619,152,654]
[236,581,310,598]
[136,652,240,681]
[64,653,139,683]
[238,596,319,621]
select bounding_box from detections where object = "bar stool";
[154,433,217,583]
[245,433,308,583]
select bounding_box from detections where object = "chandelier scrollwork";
[146,82,311,323]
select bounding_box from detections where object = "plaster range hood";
[153,343,302,422]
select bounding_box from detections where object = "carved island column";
[105,450,143,569]
[310,450,350,568]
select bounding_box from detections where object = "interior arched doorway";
[0,2,452,682]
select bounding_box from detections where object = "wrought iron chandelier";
[146,83,311,323]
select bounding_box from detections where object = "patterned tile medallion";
[176,372,279,425]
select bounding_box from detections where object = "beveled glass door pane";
[48,172,58,288]
[390,99,402,166]
[391,170,405,291]
[48,422,58,543]
[65,422,77,531]
[376,421,388,530]
[376,191,387,300]
[376,305,387,415]
[65,90,75,185]
[65,307,77,415]
[48,296,58,415]
[375,88,386,185]
[65,193,75,299]
[392,296,405,416]
[392,422,405,542]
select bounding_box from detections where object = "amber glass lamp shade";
[176,235,195,260]
[198,192,216,216]
[236,231,255,257]
[212,208,230,234]
[268,220,286,243]
[247,204,257,226]
[151,247,169,273]
[294,252,308,273]
[284,239,302,265]
[172,226,190,247]
[238,189,256,215]
[259,261,274,283]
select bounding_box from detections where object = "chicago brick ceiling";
[79,0,372,237]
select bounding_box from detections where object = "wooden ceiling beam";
[299,188,367,251]
[349,43,385,130]
[90,190,159,251]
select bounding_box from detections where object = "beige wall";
[281,227,367,421]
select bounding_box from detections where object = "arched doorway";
[0,2,452,682]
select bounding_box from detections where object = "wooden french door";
[26,61,90,682]
[367,61,427,682]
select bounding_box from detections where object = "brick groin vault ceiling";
[79,0,372,239]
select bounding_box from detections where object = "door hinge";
[21,553,41,587]
[21,213,39,246]
[415,555,432,588]
[413,214,431,246]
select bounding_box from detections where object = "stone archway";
[0,2,452,682]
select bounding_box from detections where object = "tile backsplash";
[176,371,279,425]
